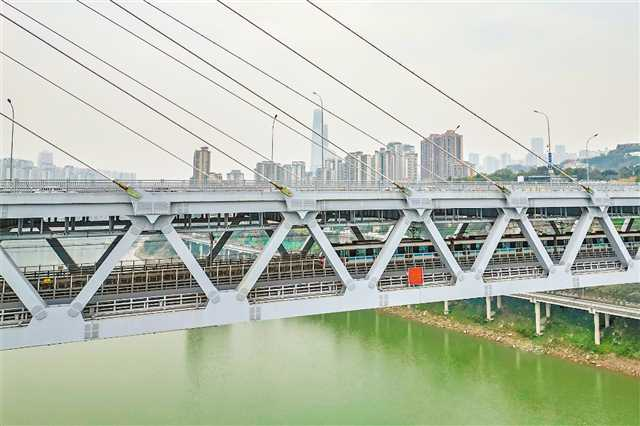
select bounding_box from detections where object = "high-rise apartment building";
[192,147,211,183]
[226,169,244,182]
[468,152,480,168]
[420,130,466,180]
[526,137,545,167]
[500,153,512,169]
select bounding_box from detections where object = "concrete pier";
[485,296,493,321]
[535,301,543,336]
[594,312,601,345]
[444,300,449,315]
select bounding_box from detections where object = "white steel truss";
[0,187,638,349]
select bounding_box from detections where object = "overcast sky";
[1,1,638,179]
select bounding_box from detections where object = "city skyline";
[1,2,636,179]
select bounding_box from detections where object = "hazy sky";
[1,1,638,179]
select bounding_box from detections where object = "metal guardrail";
[0,179,637,194]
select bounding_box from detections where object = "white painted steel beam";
[235,218,292,300]
[0,246,48,320]
[365,213,412,287]
[160,221,220,303]
[518,213,554,272]
[470,212,511,276]
[67,223,143,317]
[307,219,354,290]
[559,210,594,270]
[597,214,632,267]
[422,214,463,278]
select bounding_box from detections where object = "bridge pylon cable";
[140,0,446,183]
[0,12,293,197]
[106,0,404,191]
[215,0,506,193]
[1,0,293,182]
[0,111,142,198]
[74,0,379,187]
[1,51,211,181]
[305,0,590,193]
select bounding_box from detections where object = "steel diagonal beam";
[264,228,289,256]
[306,219,354,289]
[160,222,221,303]
[236,218,293,300]
[299,236,315,256]
[45,238,78,271]
[0,246,48,320]
[422,214,463,279]
[67,223,143,317]
[518,214,554,272]
[209,230,233,260]
[470,212,511,276]
[350,225,366,241]
[559,210,594,269]
[597,214,632,267]
[365,213,412,287]
[95,234,125,269]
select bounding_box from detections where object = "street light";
[271,114,278,161]
[585,132,599,182]
[312,91,324,180]
[533,109,552,176]
[6,98,15,181]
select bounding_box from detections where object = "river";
[1,310,639,425]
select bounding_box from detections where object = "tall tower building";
[310,108,330,173]
[192,147,211,183]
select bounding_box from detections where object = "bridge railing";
[0,179,636,194]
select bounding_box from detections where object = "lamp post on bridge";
[312,91,324,182]
[585,133,598,182]
[533,109,552,177]
[6,98,15,181]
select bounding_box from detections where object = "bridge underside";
[0,187,639,349]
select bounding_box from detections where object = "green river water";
[1,310,639,425]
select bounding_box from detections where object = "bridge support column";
[485,296,493,321]
[496,295,503,310]
[604,313,611,328]
[535,301,543,336]
[444,300,449,315]
[594,312,601,345]
[545,303,551,319]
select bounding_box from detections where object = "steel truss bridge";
[0,180,638,349]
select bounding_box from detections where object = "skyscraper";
[468,152,480,167]
[420,130,465,180]
[526,137,545,167]
[310,108,330,173]
[192,147,211,183]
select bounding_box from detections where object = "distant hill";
[588,143,640,170]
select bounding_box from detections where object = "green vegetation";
[468,143,640,183]
[415,298,640,359]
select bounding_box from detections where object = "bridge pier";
[545,303,551,319]
[604,313,611,328]
[594,312,601,345]
[496,295,503,310]
[485,296,493,321]
[444,300,449,315]
[535,301,543,336]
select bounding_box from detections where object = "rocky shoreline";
[381,306,640,378]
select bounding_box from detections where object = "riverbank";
[382,300,640,378]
